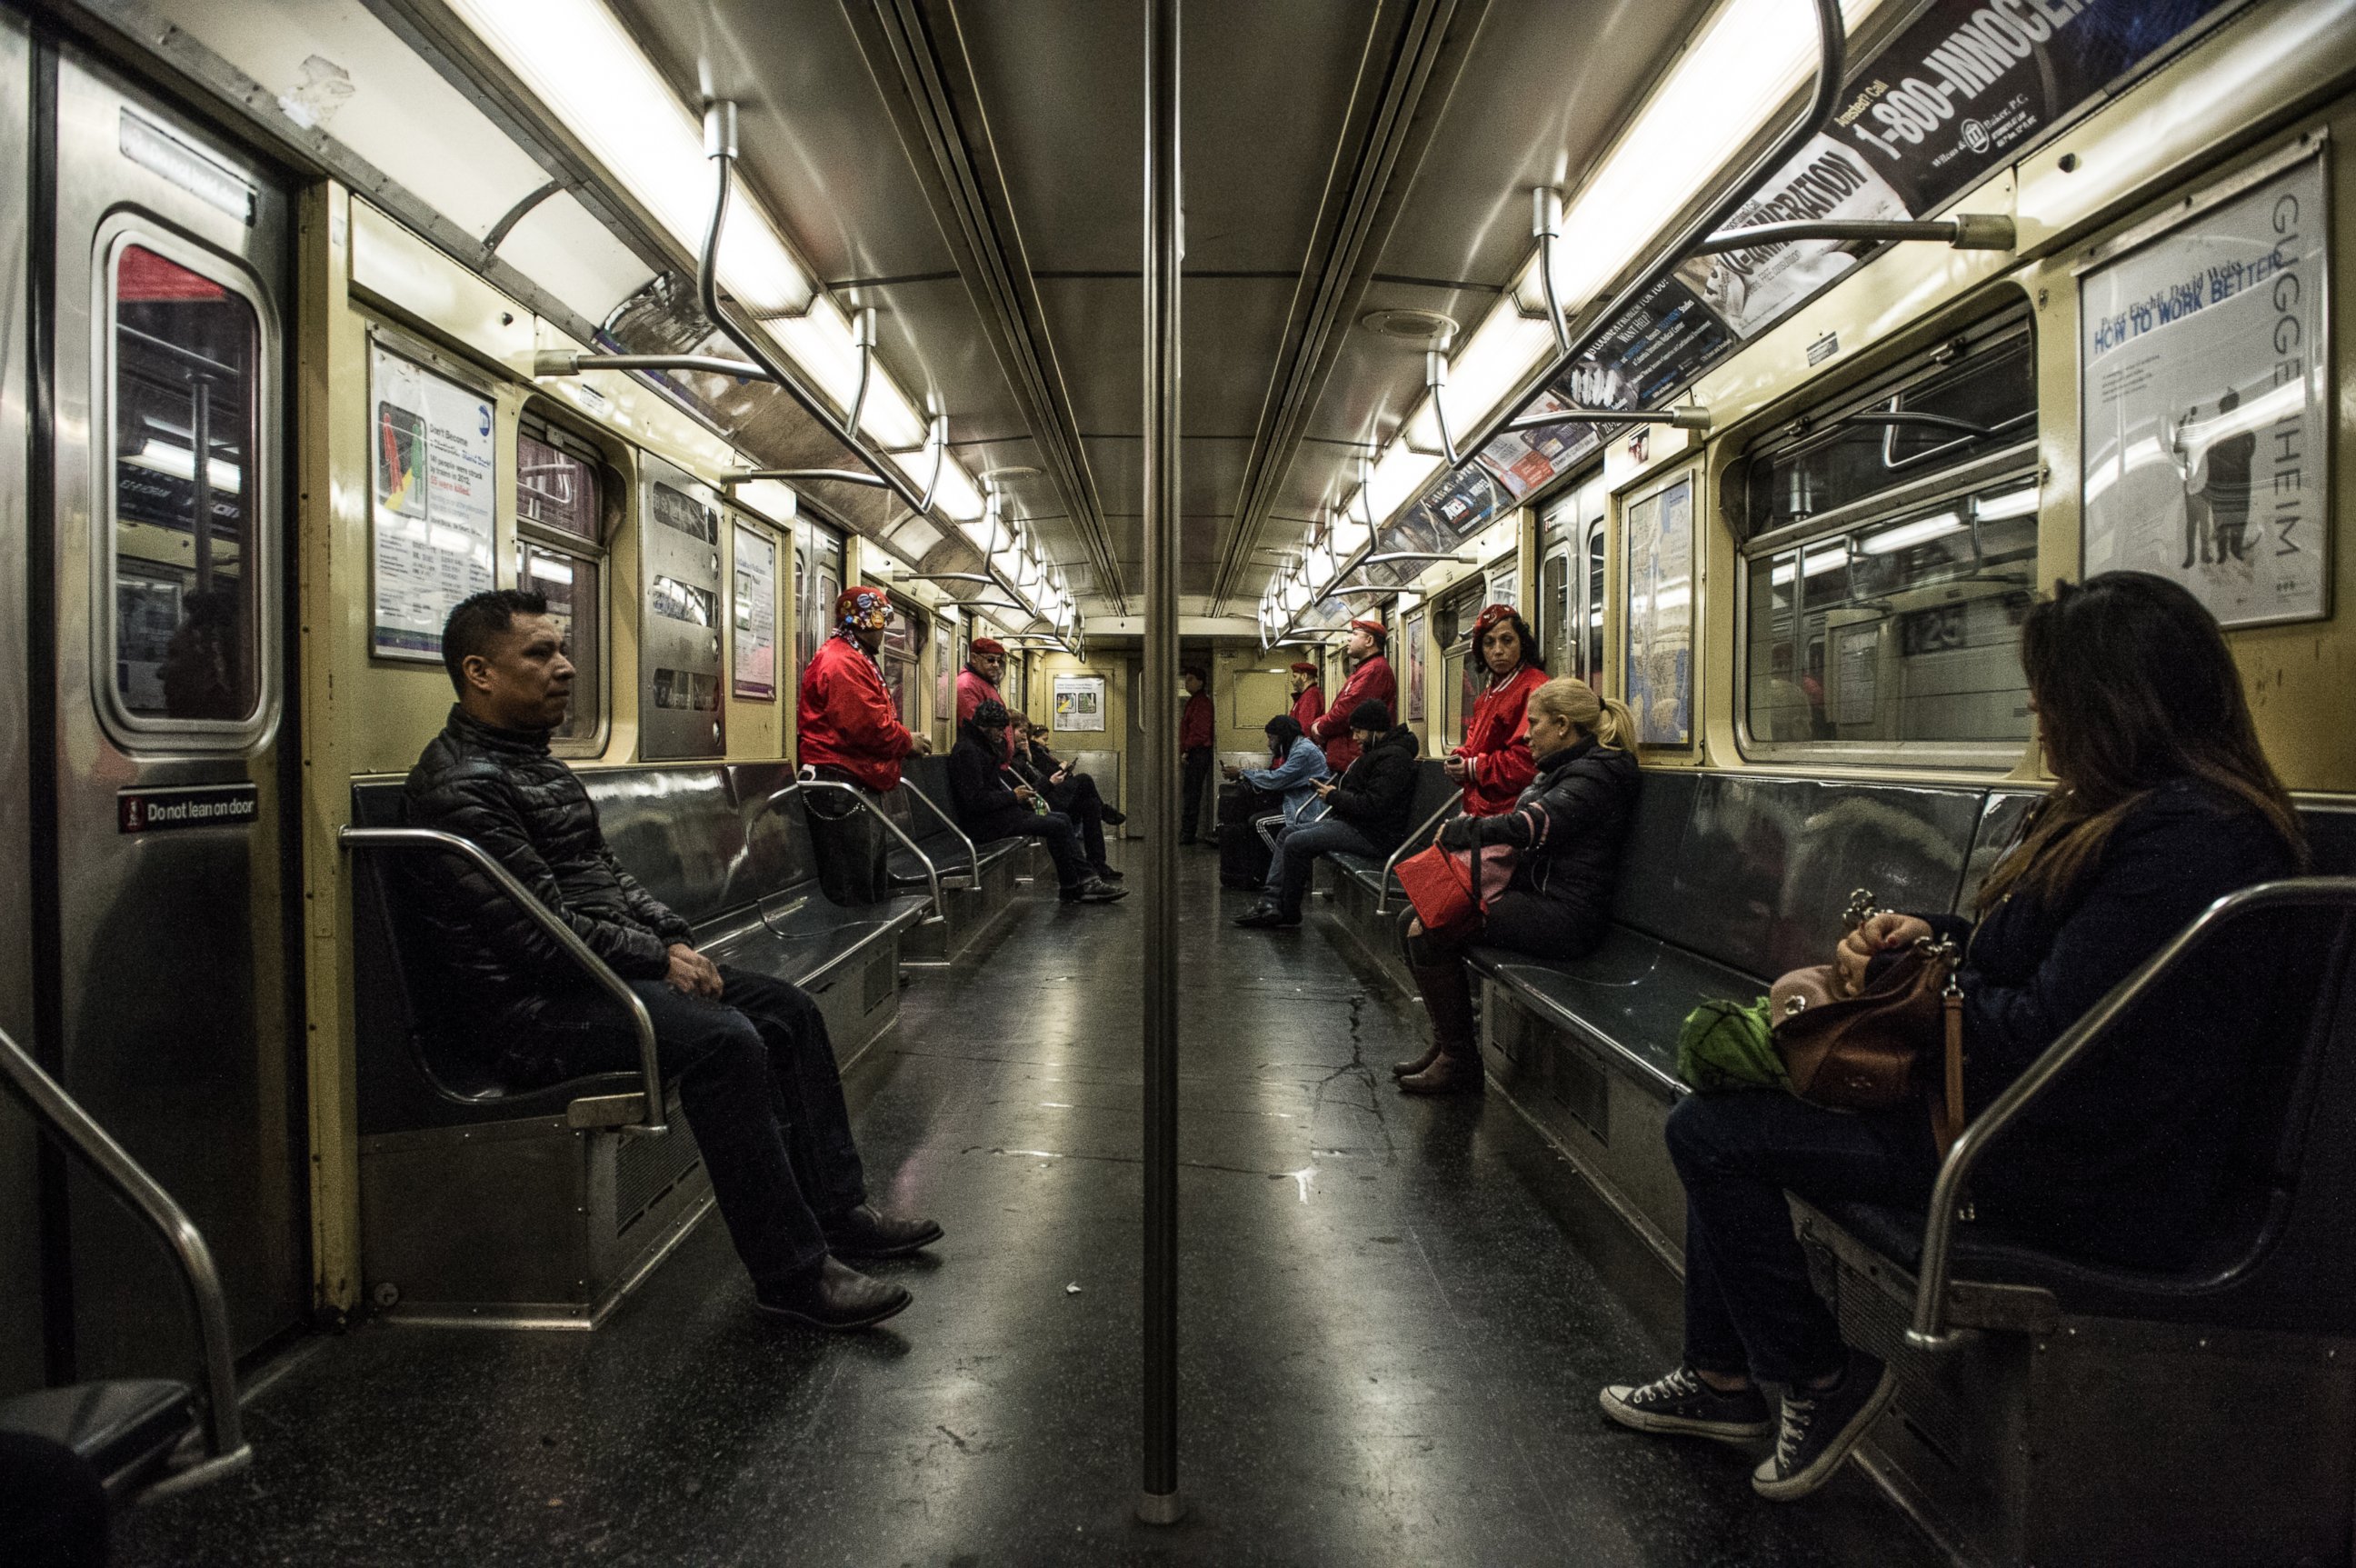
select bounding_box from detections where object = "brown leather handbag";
[1770,891,1969,1155]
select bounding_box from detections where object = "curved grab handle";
[1905,876,2356,1353]
[0,1024,252,1492]
[338,826,666,1137]
[765,781,947,924]
[1374,788,1467,915]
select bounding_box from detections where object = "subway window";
[1542,470,1606,684]
[794,517,845,672]
[109,241,262,724]
[1735,305,2037,756]
[515,415,609,742]
[879,601,923,730]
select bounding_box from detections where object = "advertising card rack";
[639,453,726,760]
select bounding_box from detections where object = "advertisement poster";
[1625,476,1694,746]
[731,524,778,699]
[369,346,494,660]
[1403,611,1427,724]
[1676,134,1910,338]
[1439,0,2236,523]
[2081,149,2330,628]
[1053,674,1106,733]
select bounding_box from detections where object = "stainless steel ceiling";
[608,0,1712,616]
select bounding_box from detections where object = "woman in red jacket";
[796,587,929,904]
[1447,605,1545,816]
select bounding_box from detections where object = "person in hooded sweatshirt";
[948,698,1125,905]
[1235,699,1417,930]
[1395,676,1642,1095]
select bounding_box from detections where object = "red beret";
[1288,662,1318,674]
[970,637,1005,656]
[1472,603,1521,637]
[1348,618,1387,638]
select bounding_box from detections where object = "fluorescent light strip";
[1862,511,1964,554]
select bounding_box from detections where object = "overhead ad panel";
[1446,0,2239,513]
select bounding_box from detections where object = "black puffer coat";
[1325,724,1422,851]
[1917,779,2300,1267]
[402,706,691,1031]
[1438,734,1639,954]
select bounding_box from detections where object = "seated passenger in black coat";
[946,700,1125,904]
[1011,723,1120,881]
[1599,572,2311,1504]
[1396,677,1642,1095]
[400,589,939,1332]
[1235,699,1418,930]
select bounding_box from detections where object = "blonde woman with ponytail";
[1397,675,1643,1094]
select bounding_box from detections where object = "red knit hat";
[970,637,1005,657]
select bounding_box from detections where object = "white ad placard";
[732,523,778,700]
[1676,134,1912,339]
[370,345,496,659]
[2081,148,2331,629]
[1053,674,1105,733]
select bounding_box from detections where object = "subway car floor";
[115,846,1940,1567]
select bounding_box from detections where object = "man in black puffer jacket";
[1237,699,1419,930]
[402,590,939,1332]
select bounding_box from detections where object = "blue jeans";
[1667,1090,1937,1385]
[519,966,868,1289]
[1270,815,1383,918]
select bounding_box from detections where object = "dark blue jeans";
[1270,816,1382,919]
[521,966,867,1289]
[1667,1090,1938,1385]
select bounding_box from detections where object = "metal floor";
[115,846,1941,1566]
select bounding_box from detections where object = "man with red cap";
[1312,620,1395,774]
[1449,604,1546,816]
[1287,662,1324,732]
[1177,665,1215,844]
[796,585,930,904]
[956,636,1016,763]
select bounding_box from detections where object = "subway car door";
[31,44,304,1381]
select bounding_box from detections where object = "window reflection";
[112,244,259,721]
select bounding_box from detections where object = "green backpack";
[1674,995,1792,1094]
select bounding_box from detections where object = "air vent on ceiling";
[1358,307,1457,344]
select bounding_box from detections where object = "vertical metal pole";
[1137,0,1184,1529]
[190,377,214,597]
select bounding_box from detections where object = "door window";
[109,243,261,724]
[516,416,606,743]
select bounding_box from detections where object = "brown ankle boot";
[1402,961,1480,1092]
[1392,1044,1441,1079]
[1400,1047,1482,1095]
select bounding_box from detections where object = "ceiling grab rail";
[1905,877,2356,1354]
[696,102,934,515]
[1463,0,1848,465]
[338,826,666,1137]
[0,1024,253,1497]
[767,781,949,924]
[1686,212,2015,255]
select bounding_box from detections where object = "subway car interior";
[5,0,2356,1563]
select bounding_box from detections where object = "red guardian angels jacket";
[797,634,915,792]
[1180,691,1214,751]
[1453,662,1546,816]
[1312,654,1395,774]
[1290,682,1325,733]
[955,667,1015,761]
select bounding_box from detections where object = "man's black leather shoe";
[1092,864,1125,881]
[1233,904,1299,929]
[755,1258,911,1330]
[824,1203,943,1259]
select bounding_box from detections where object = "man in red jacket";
[796,586,930,904]
[1178,665,1214,844]
[1313,620,1395,774]
[1288,662,1325,732]
[955,637,1016,762]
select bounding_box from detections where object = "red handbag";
[1393,841,1515,934]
